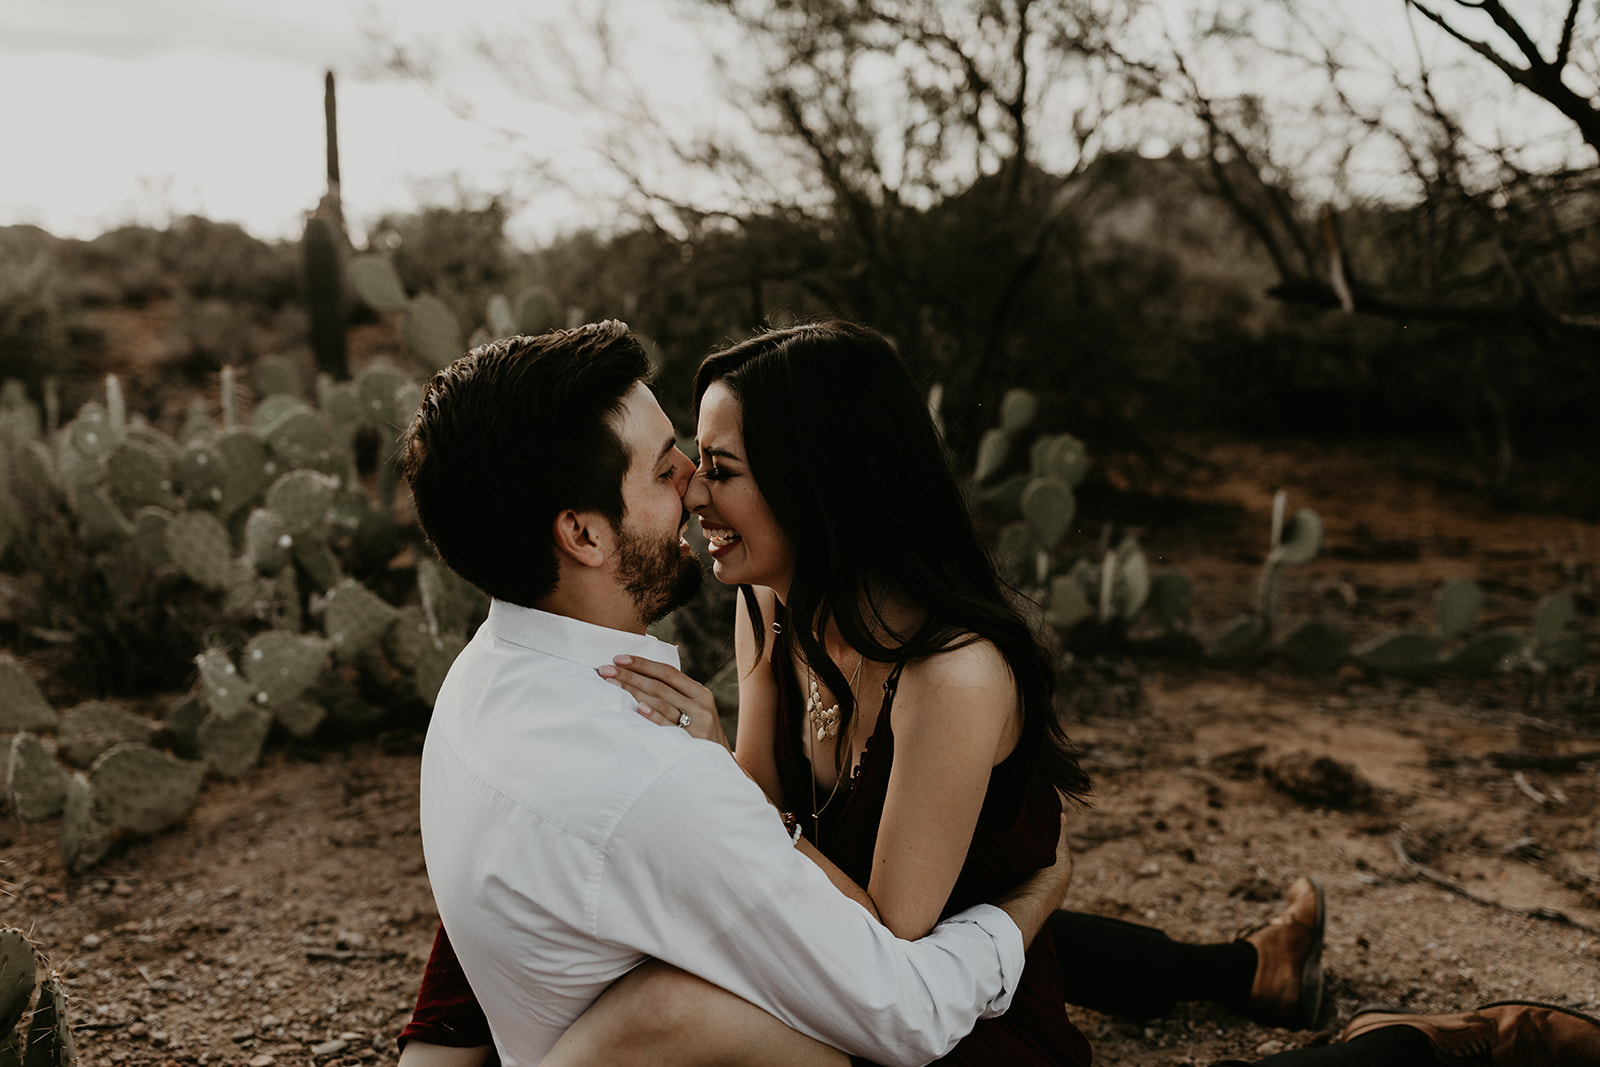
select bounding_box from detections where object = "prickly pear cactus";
[196,648,251,719]
[1352,631,1443,678]
[131,507,173,566]
[178,441,228,509]
[164,510,233,592]
[264,469,336,536]
[1278,619,1351,673]
[6,734,68,822]
[241,631,329,707]
[59,771,111,873]
[405,295,462,371]
[244,508,292,576]
[0,926,75,1067]
[1435,577,1483,639]
[87,743,206,836]
[350,254,409,314]
[216,430,274,515]
[1019,477,1075,551]
[0,655,55,732]
[516,286,555,334]
[105,440,177,512]
[196,705,274,780]
[56,702,156,769]
[255,354,305,399]
[325,579,399,658]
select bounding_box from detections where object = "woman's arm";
[731,587,786,807]
[867,640,1025,940]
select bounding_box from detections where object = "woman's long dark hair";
[693,320,1091,803]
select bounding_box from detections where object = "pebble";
[1256,1039,1286,1056]
[260,1014,282,1028]
[311,1039,348,1057]
[81,933,102,949]
[249,1056,276,1067]
[128,1022,149,1038]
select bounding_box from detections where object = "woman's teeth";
[707,530,742,549]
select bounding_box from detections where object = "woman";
[647,319,1095,1063]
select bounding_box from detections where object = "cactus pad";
[517,287,555,334]
[1208,616,1266,661]
[21,969,75,1064]
[356,364,413,431]
[350,254,410,313]
[255,354,305,399]
[11,440,61,513]
[1444,630,1524,675]
[325,579,399,658]
[244,508,292,575]
[264,469,336,535]
[57,702,156,769]
[1029,434,1089,488]
[1434,576,1483,639]
[197,706,274,779]
[131,507,174,566]
[196,648,250,719]
[1047,574,1094,632]
[0,928,35,1038]
[414,632,467,707]
[418,558,487,637]
[242,631,329,706]
[88,742,206,835]
[77,485,134,544]
[179,441,228,508]
[164,510,233,591]
[7,734,68,821]
[216,430,273,515]
[486,293,516,338]
[106,440,177,511]
[293,535,343,592]
[272,698,326,740]
[998,389,1038,434]
[252,393,308,434]
[1532,591,1575,651]
[1020,476,1076,551]
[1273,509,1324,567]
[1146,571,1193,630]
[164,694,207,758]
[1278,619,1351,672]
[0,655,55,732]
[406,295,463,370]
[264,407,339,473]
[1352,631,1443,678]
[972,428,1011,485]
[66,401,117,460]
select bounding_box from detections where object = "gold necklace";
[804,588,889,845]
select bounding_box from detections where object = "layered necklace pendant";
[806,678,841,742]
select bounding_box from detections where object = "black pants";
[1050,912,1435,1067]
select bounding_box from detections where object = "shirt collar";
[485,599,682,671]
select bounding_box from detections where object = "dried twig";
[1512,771,1548,805]
[1388,833,1600,936]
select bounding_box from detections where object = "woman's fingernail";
[613,655,632,666]
[636,704,651,716]
[597,665,617,678]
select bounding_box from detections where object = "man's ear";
[551,509,612,570]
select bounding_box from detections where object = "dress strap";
[883,657,909,694]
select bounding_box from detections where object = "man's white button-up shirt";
[420,600,1025,1066]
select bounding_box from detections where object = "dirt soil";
[5,433,1599,1067]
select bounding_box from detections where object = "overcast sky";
[3,0,1590,248]
[0,0,713,245]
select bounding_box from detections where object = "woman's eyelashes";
[697,461,730,481]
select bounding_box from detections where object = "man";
[396,322,1073,1067]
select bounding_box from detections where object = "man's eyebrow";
[654,435,677,465]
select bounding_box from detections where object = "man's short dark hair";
[400,321,652,606]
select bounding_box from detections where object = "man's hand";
[993,813,1073,948]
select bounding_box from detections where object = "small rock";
[81,933,102,949]
[260,1014,282,1029]
[311,1039,349,1057]
[128,1022,149,1038]
[1256,1039,1286,1056]
[335,931,367,950]
[249,1056,276,1067]
[231,1029,255,1043]
[1135,860,1161,879]
[113,882,135,896]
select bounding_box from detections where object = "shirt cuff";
[938,903,1025,1019]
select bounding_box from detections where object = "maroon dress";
[771,628,1091,1067]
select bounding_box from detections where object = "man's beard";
[617,524,703,626]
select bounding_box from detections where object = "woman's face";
[685,381,797,595]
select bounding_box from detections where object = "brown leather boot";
[1242,875,1324,1029]
[1340,1001,1600,1065]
